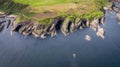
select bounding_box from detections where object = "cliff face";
[0,0,114,39]
[0,13,106,38]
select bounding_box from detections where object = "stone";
[41,33,46,39]
[79,26,83,30]
[70,21,75,32]
[113,7,119,12]
[96,27,105,39]
[90,19,99,31]
[103,7,109,10]
[32,24,47,38]
[86,20,90,27]
[72,53,76,59]
[32,31,40,38]
[61,18,71,36]
[85,35,91,41]
[75,18,80,28]
[116,13,120,21]
[100,17,106,25]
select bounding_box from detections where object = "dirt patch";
[32,1,99,19]
[33,12,57,19]
[32,3,77,19]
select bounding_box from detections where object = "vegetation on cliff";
[0,0,108,24]
[0,0,109,38]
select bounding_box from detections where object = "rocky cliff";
[1,1,119,39]
[0,12,106,39]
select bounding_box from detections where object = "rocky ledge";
[2,1,120,39]
[13,16,105,39]
[0,12,106,39]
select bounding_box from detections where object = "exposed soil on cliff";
[34,12,57,19]
[32,1,99,19]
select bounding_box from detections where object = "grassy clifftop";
[13,0,81,7]
[0,0,108,24]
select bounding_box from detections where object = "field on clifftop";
[13,0,81,7]
[0,0,108,24]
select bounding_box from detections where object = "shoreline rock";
[0,8,108,40]
[85,35,91,41]
[96,27,105,39]
[90,18,99,31]
[0,14,16,33]
[0,13,107,40]
[116,13,120,20]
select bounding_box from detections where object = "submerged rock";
[72,53,76,59]
[85,35,91,41]
[96,27,105,39]
[115,13,120,21]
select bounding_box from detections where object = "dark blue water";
[0,11,120,67]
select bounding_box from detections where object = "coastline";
[0,0,120,39]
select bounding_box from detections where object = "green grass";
[13,0,81,7]
[81,10,104,21]
[0,0,108,24]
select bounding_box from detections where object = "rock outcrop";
[10,16,105,39]
[0,14,16,32]
[61,17,76,36]
[46,17,64,37]
[116,13,120,20]
[0,10,106,40]
[90,19,99,31]
[12,17,65,38]
[96,27,105,39]
[75,18,90,30]
[32,24,46,38]
[112,2,120,12]
[99,17,106,25]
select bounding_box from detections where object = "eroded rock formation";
[96,27,105,39]
[0,13,16,32]
[0,12,106,39]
